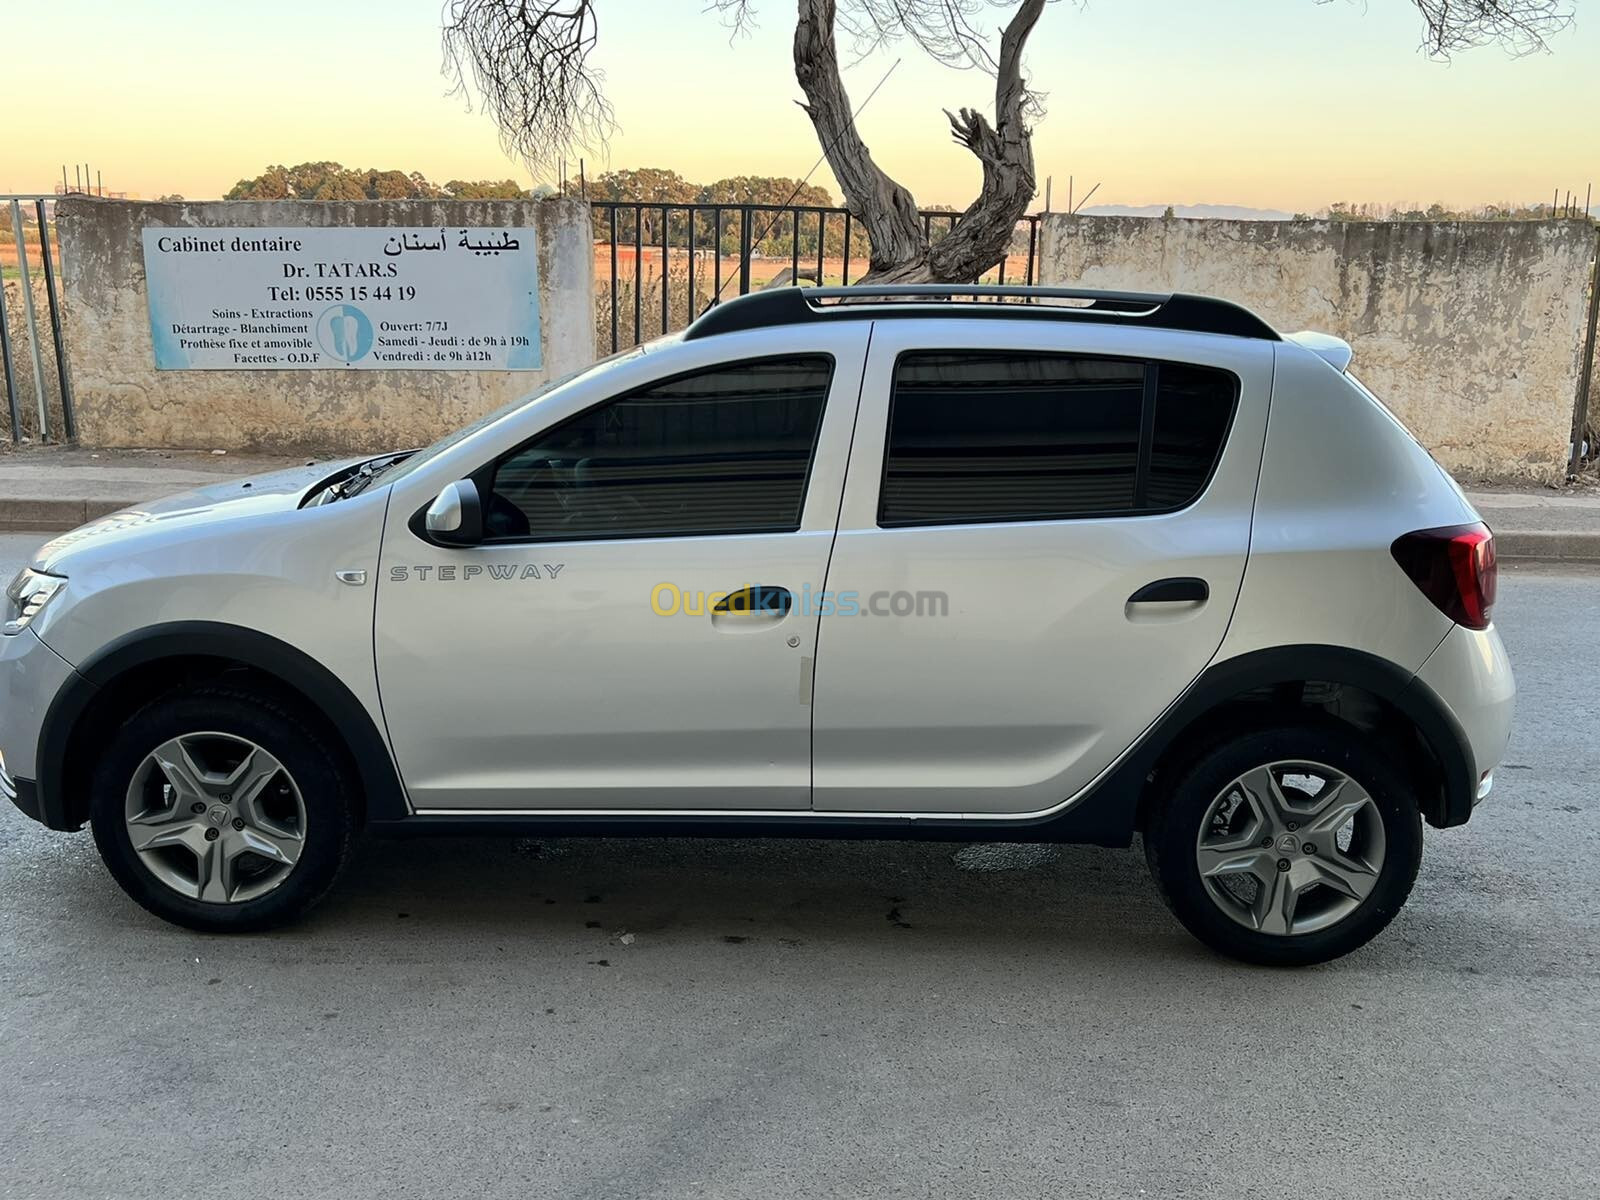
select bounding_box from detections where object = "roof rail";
[683,284,1280,342]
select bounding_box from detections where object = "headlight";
[4,569,66,635]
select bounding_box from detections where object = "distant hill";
[1077,203,1295,222]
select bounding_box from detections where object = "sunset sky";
[9,0,1596,213]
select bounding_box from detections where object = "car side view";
[1,285,1513,965]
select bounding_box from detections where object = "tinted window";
[1147,363,1236,508]
[881,352,1144,525]
[487,356,832,541]
[880,351,1236,526]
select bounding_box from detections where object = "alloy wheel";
[123,732,307,904]
[1194,760,1386,937]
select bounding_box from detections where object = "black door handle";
[1128,577,1209,604]
[711,584,794,616]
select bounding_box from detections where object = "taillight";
[1390,523,1496,630]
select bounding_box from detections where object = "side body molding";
[35,621,409,831]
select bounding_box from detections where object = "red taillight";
[1390,523,1497,630]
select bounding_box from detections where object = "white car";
[0,285,1513,964]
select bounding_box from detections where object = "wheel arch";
[1124,644,1476,837]
[37,621,408,832]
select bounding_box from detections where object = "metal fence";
[590,201,1041,352]
[0,194,75,443]
[1571,228,1600,476]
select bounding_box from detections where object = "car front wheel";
[89,686,356,932]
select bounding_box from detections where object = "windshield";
[377,343,651,489]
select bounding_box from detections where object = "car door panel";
[374,325,872,811]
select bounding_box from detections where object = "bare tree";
[443,1,613,173]
[442,0,1574,284]
[1320,0,1575,57]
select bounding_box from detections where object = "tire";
[1144,723,1423,966]
[89,686,357,933]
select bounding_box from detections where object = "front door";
[810,321,1273,815]
[374,330,870,811]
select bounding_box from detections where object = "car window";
[880,350,1236,526]
[379,344,651,490]
[1146,362,1237,509]
[485,355,833,541]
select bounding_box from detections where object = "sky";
[7,0,1596,213]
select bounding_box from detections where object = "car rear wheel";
[89,686,356,932]
[1144,724,1423,966]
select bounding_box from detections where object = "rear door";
[810,319,1272,815]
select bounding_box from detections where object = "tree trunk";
[792,0,927,277]
[790,0,1044,284]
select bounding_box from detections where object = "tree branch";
[792,0,927,275]
[1408,0,1574,55]
[1317,0,1575,57]
[926,0,1042,280]
[442,0,615,175]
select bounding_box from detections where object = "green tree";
[444,178,527,199]
[226,162,522,201]
[226,165,293,200]
[367,169,418,199]
[313,174,370,202]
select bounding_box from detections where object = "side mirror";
[424,479,484,546]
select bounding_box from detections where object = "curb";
[1494,530,1600,563]
[0,499,134,534]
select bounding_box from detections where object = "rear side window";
[488,355,832,541]
[1147,362,1238,509]
[880,351,1236,527]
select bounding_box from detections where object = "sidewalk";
[0,445,1595,561]
[0,446,315,532]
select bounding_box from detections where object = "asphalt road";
[1,532,1596,1200]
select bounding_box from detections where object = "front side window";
[880,350,1237,527]
[486,356,833,541]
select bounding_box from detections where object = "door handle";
[710,584,794,624]
[1128,577,1209,604]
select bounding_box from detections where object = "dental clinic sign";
[140,226,541,370]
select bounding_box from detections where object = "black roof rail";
[683,284,1280,342]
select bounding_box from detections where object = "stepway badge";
[140,226,542,371]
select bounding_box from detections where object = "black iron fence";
[590,201,1041,352]
[0,194,75,443]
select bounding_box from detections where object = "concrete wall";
[2,277,68,443]
[1039,216,1596,482]
[55,197,594,454]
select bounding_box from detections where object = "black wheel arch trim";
[1105,642,1478,833]
[35,621,409,832]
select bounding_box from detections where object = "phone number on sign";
[273,285,419,303]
